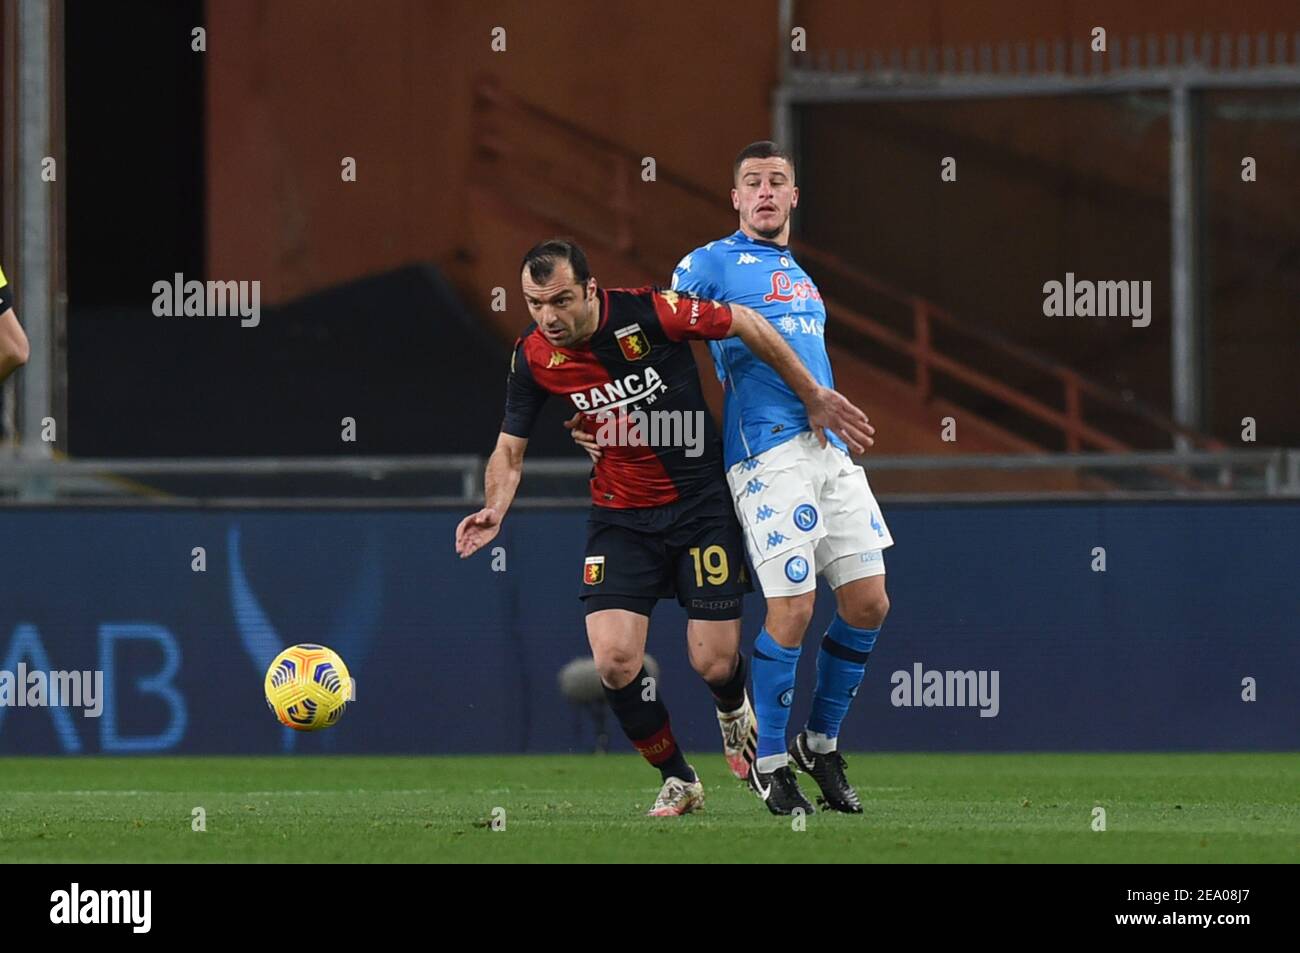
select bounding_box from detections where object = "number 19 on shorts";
[689,545,729,586]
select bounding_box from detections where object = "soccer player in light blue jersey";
[670,141,894,815]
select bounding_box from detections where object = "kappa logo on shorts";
[766,531,789,550]
[742,478,767,497]
[784,555,809,583]
[738,458,761,473]
[870,510,885,537]
[793,503,818,532]
[754,505,778,522]
[583,556,605,585]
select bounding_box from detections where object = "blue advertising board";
[0,502,1296,754]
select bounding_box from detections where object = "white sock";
[806,730,837,754]
[756,753,788,775]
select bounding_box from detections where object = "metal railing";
[1,450,1295,506]
[471,76,1226,455]
[785,31,1300,93]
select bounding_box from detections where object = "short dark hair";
[521,238,591,286]
[733,141,795,182]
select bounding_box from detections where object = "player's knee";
[594,651,642,690]
[842,588,890,629]
[692,652,736,686]
[765,592,816,646]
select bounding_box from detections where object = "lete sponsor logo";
[762,271,822,304]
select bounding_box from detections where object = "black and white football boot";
[789,731,863,814]
[748,759,816,816]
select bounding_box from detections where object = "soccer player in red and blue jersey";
[455,239,872,816]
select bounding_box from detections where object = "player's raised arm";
[725,303,875,454]
[455,430,529,559]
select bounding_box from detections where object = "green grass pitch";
[0,753,1295,863]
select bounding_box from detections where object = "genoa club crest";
[584,556,605,585]
[615,324,651,361]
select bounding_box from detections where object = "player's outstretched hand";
[806,386,875,454]
[564,412,602,462]
[455,507,502,559]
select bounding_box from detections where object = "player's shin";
[751,629,801,774]
[805,615,880,751]
[603,666,694,783]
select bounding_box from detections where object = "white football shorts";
[726,431,894,597]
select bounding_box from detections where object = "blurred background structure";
[0,0,1297,501]
[0,1,1296,756]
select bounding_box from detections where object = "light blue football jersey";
[671,229,846,468]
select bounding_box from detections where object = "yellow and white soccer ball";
[264,644,354,731]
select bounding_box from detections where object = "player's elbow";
[501,448,525,474]
[11,332,30,367]
[493,435,527,472]
[0,329,29,372]
[726,304,759,339]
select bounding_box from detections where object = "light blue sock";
[752,627,801,768]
